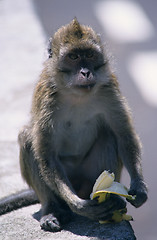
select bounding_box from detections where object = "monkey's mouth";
[76,83,95,90]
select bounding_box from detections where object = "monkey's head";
[48,18,111,94]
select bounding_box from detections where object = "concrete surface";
[0,0,157,239]
[0,203,135,240]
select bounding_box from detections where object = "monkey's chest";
[52,117,98,161]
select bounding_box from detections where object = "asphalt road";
[0,0,157,239]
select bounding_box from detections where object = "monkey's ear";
[47,37,53,58]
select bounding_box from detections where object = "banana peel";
[90,170,135,223]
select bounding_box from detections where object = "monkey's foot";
[40,214,62,232]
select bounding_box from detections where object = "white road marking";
[94,0,154,42]
[128,52,157,107]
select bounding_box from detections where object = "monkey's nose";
[80,68,91,78]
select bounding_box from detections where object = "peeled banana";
[91,170,115,194]
[90,170,135,223]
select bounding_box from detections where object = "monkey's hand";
[127,178,148,208]
[75,194,126,221]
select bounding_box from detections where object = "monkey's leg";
[18,127,72,232]
[39,197,72,232]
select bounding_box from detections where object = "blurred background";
[0,0,157,239]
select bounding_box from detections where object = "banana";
[99,209,133,224]
[90,170,135,223]
[91,170,115,194]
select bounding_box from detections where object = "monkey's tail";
[0,189,39,215]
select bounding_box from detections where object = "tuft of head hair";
[49,18,103,57]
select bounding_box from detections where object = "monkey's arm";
[117,128,147,208]
[104,86,147,207]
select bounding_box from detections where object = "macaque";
[0,19,147,232]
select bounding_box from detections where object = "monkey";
[0,19,147,232]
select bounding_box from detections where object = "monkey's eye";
[85,51,94,58]
[68,53,78,60]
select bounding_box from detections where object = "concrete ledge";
[0,203,136,240]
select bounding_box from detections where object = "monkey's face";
[57,47,109,93]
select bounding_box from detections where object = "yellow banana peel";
[90,170,135,223]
